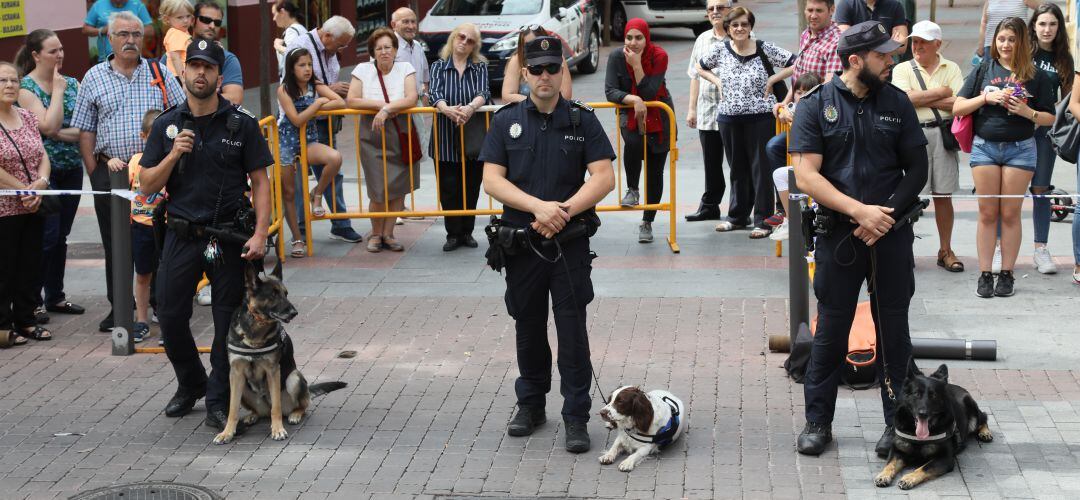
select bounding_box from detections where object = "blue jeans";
[38,167,83,306]
[1074,168,1080,265]
[296,119,352,235]
[1031,127,1055,244]
[766,132,788,172]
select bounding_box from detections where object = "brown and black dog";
[213,261,345,444]
[875,362,992,489]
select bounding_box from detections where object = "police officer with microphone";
[479,36,616,453]
[789,21,929,457]
[138,39,274,431]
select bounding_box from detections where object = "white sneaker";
[196,285,212,306]
[1033,247,1058,274]
[992,245,1002,274]
[770,220,789,241]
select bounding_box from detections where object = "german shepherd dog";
[212,261,346,444]
[875,362,993,489]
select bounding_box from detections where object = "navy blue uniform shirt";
[141,98,274,224]
[478,97,616,226]
[789,75,927,206]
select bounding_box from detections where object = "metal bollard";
[110,168,135,356]
[787,168,810,345]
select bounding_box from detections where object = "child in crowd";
[124,110,165,343]
[160,0,194,78]
[277,47,345,258]
[767,72,824,241]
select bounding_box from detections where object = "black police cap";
[837,21,901,57]
[524,36,562,67]
[186,38,225,68]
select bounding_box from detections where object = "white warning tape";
[0,189,139,201]
[790,193,1080,200]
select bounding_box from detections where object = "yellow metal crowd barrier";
[293,101,680,255]
[775,118,792,258]
[137,116,284,355]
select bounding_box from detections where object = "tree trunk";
[259,0,272,118]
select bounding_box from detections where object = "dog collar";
[227,326,285,356]
[894,428,952,442]
[624,396,681,447]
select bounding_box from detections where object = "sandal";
[366,235,383,253]
[715,220,749,232]
[16,325,52,341]
[749,227,772,239]
[381,236,404,252]
[937,249,964,273]
[0,331,28,348]
[290,240,306,258]
[310,190,327,217]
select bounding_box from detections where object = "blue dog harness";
[624,396,682,448]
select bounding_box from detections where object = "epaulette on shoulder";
[886,82,905,93]
[802,84,824,97]
[159,103,178,116]
[570,99,594,112]
[235,105,257,119]
[494,101,520,115]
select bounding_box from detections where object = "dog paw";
[617,458,637,472]
[241,414,260,426]
[874,472,893,487]
[287,412,304,425]
[977,427,993,443]
[598,453,617,465]
[897,475,919,490]
[212,431,234,445]
[270,426,289,441]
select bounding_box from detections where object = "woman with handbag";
[346,27,420,253]
[953,17,1055,298]
[15,29,86,323]
[1028,3,1073,275]
[696,6,794,239]
[605,17,675,243]
[0,61,53,346]
[429,23,490,252]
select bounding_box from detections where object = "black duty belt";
[921,121,943,128]
[166,216,251,245]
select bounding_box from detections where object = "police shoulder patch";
[235,105,257,119]
[570,99,594,112]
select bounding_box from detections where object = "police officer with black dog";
[138,39,273,432]
[479,36,615,453]
[789,21,929,457]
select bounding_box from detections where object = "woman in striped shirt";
[429,23,490,251]
[978,0,1040,59]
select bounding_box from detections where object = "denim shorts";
[969,135,1037,171]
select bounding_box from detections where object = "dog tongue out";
[915,417,930,440]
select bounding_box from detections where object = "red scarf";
[624,18,668,134]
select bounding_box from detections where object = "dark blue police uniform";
[140,94,273,414]
[478,96,615,422]
[789,24,928,433]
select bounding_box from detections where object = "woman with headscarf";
[605,18,675,243]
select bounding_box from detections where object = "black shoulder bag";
[0,121,60,217]
[909,60,960,151]
[756,40,789,102]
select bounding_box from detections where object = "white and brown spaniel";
[597,385,685,471]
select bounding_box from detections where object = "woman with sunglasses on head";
[15,30,86,324]
[1027,3,1072,275]
[697,6,795,239]
[429,24,490,251]
[501,26,572,103]
[953,17,1055,298]
[605,18,675,243]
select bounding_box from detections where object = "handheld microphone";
[178,119,194,174]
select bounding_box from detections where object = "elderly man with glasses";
[72,11,186,333]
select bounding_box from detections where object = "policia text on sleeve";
[787,21,930,457]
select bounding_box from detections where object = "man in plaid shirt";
[72,11,185,332]
[776,0,842,118]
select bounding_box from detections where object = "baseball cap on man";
[908,20,942,41]
[524,36,563,67]
[837,21,901,56]
[186,38,225,67]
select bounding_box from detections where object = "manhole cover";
[70,482,220,500]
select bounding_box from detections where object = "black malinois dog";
[875,362,992,489]
[213,261,346,444]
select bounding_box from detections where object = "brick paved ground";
[6,0,1080,498]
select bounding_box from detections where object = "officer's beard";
[856,64,886,94]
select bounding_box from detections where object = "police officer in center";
[138,39,273,431]
[479,36,616,453]
[789,21,929,457]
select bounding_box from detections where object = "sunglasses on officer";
[526,63,561,76]
[197,14,224,27]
